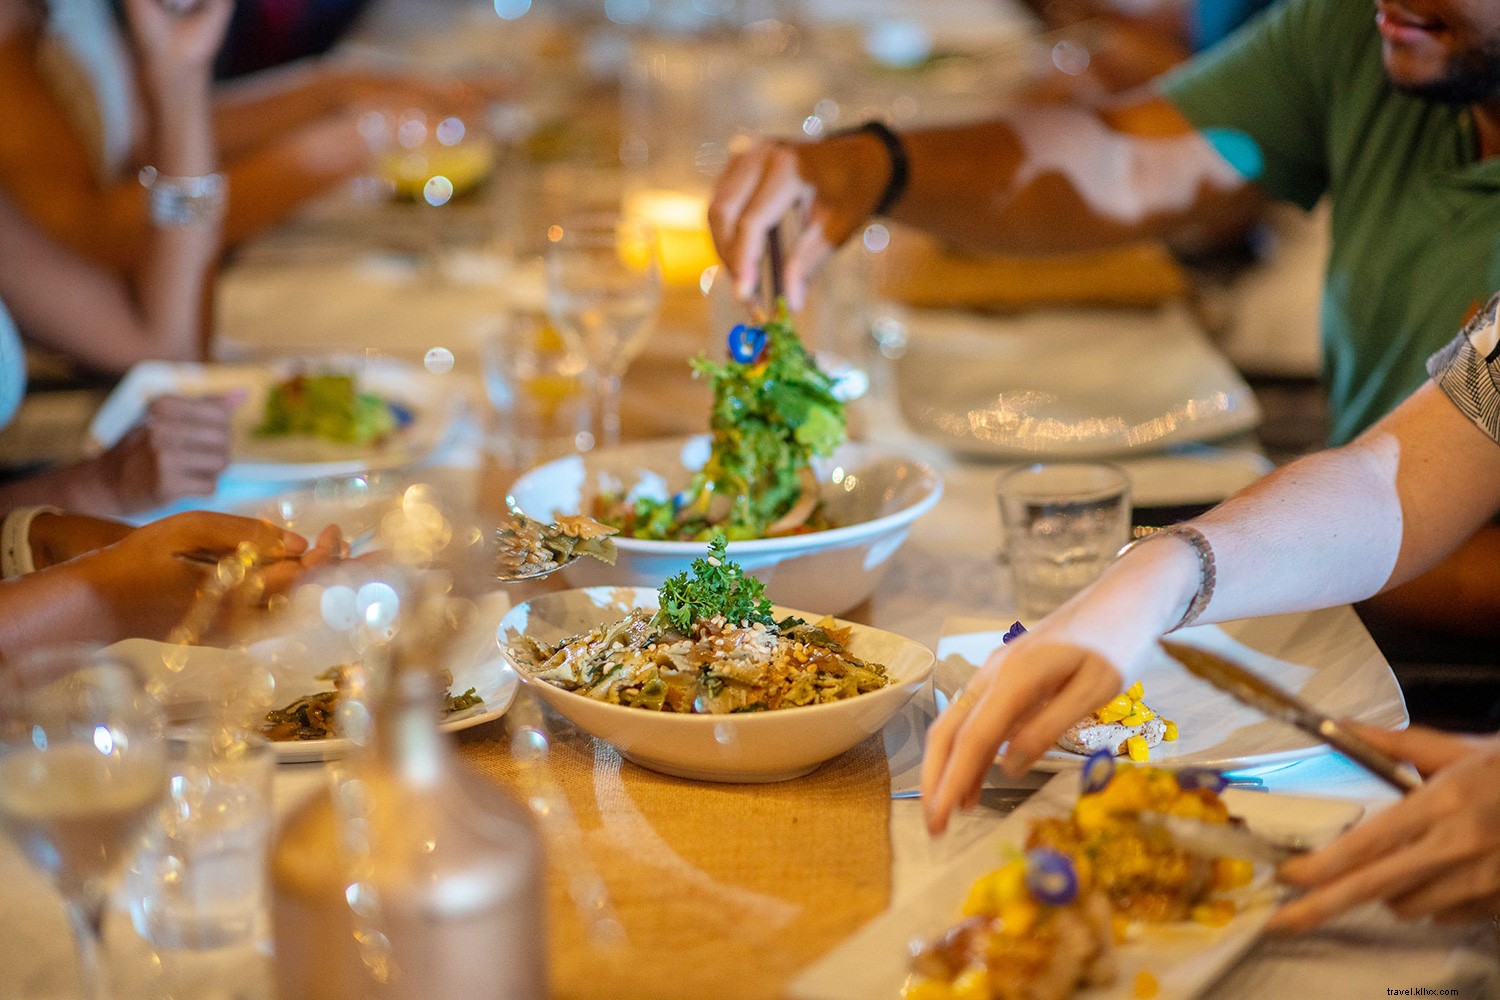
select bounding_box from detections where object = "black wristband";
[839,120,909,217]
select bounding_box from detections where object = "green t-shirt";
[1160,0,1500,445]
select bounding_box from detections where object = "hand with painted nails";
[1269,724,1500,933]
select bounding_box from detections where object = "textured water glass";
[997,463,1131,622]
[482,309,593,470]
[125,729,274,952]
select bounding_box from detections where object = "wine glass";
[544,213,663,449]
[0,648,167,1000]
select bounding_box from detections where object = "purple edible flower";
[1025,848,1080,907]
[1001,621,1027,644]
[727,324,768,364]
[1080,748,1115,794]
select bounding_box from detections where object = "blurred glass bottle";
[268,649,546,999]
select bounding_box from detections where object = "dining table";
[4,0,1500,996]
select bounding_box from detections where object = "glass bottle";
[268,664,546,1000]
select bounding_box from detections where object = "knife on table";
[1159,639,1422,794]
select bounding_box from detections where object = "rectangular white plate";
[933,605,1409,774]
[87,357,463,483]
[789,774,1364,1000]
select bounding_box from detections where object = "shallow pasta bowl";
[505,436,943,614]
[497,587,935,783]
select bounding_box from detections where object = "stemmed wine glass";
[0,648,167,1000]
[544,213,663,450]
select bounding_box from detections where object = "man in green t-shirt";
[709,0,1500,637]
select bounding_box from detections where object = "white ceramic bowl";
[498,587,935,782]
[505,437,943,614]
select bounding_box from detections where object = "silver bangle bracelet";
[1115,524,1216,632]
[139,166,226,227]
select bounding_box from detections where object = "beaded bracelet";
[1115,524,1216,632]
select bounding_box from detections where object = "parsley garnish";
[653,535,774,633]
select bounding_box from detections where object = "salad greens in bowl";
[506,308,943,613]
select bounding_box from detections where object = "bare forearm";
[213,59,351,159]
[1185,383,1500,624]
[218,114,367,243]
[0,562,118,658]
[887,104,1254,254]
[0,460,122,517]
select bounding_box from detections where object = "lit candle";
[625,189,720,289]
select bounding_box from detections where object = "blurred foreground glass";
[0,649,167,1000]
[125,728,273,952]
[544,214,662,449]
[483,311,593,470]
[997,463,1131,622]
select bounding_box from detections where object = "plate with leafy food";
[87,357,461,482]
[507,310,942,612]
[107,593,518,764]
[499,536,934,782]
[790,761,1363,1000]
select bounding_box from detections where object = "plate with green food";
[86,358,461,482]
[107,592,519,764]
[498,537,935,782]
[506,310,943,613]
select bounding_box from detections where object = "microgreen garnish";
[652,535,774,633]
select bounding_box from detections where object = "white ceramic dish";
[893,303,1262,459]
[505,437,943,614]
[497,586,935,783]
[789,773,1364,1000]
[87,357,462,483]
[107,593,518,763]
[933,605,1409,774]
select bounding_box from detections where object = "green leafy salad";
[508,536,888,714]
[598,307,846,541]
[256,374,409,446]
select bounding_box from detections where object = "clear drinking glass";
[482,309,593,470]
[0,648,167,1000]
[544,214,662,449]
[125,728,274,952]
[997,463,1131,622]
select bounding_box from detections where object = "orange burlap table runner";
[456,717,892,1000]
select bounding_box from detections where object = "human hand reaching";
[709,131,893,311]
[91,392,241,514]
[1270,725,1500,931]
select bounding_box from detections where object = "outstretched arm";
[709,92,1259,309]
[0,0,229,372]
[921,379,1500,833]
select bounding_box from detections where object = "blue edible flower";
[1080,748,1115,794]
[1024,848,1080,906]
[728,324,768,364]
[388,401,414,427]
[1001,621,1027,644]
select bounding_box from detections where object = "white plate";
[507,437,943,615]
[108,593,518,764]
[893,303,1262,459]
[933,605,1409,773]
[499,587,934,782]
[86,358,463,483]
[789,773,1364,1000]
